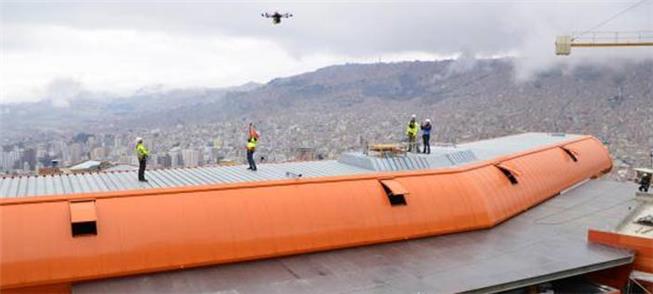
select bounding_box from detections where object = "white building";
[181,149,201,167]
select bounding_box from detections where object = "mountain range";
[2,57,652,173]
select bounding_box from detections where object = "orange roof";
[0,134,612,292]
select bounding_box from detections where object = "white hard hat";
[411,114,416,118]
[136,137,143,143]
[425,119,431,123]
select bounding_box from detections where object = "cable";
[573,0,651,39]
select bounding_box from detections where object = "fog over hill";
[2,57,652,176]
[0,82,262,142]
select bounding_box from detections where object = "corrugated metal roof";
[69,160,102,170]
[0,132,583,198]
[339,153,431,171]
[0,160,370,198]
[445,149,477,165]
[459,132,582,160]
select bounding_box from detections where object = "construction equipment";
[556,0,653,55]
[556,31,653,55]
[368,143,406,157]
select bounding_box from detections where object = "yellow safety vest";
[247,138,258,150]
[135,143,149,159]
[406,122,419,137]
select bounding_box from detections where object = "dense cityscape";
[0,110,402,175]
[2,59,652,181]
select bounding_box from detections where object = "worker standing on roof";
[246,123,259,171]
[135,137,149,182]
[421,119,432,154]
[640,171,651,192]
[406,114,419,153]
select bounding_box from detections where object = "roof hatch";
[495,164,520,185]
[70,200,97,237]
[380,179,408,206]
[560,146,579,162]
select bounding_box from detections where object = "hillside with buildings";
[1,58,651,180]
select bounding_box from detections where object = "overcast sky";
[1,0,652,103]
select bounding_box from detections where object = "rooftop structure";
[68,160,103,171]
[74,179,636,293]
[0,133,583,198]
[587,191,653,292]
[0,132,615,293]
[617,192,653,239]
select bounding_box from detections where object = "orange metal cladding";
[588,230,653,273]
[588,229,653,292]
[0,135,612,292]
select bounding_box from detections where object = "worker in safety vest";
[406,114,419,153]
[135,137,149,182]
[246,123,259,171]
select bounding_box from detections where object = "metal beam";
[572,42,653,47]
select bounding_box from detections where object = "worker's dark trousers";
[422,134,430,154]
[138,158,147,181]
[247,149,257,171]
[640,176,651,192]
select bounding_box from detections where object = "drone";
[261,11,293,24]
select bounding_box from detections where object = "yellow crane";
[556,31,653,55]
[555,0,653,55]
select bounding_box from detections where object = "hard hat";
[425,119,431,123]
[411,114,416,118]
[136,137,143,143]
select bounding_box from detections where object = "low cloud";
[1,1,651,102]
[44,78,83,108]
